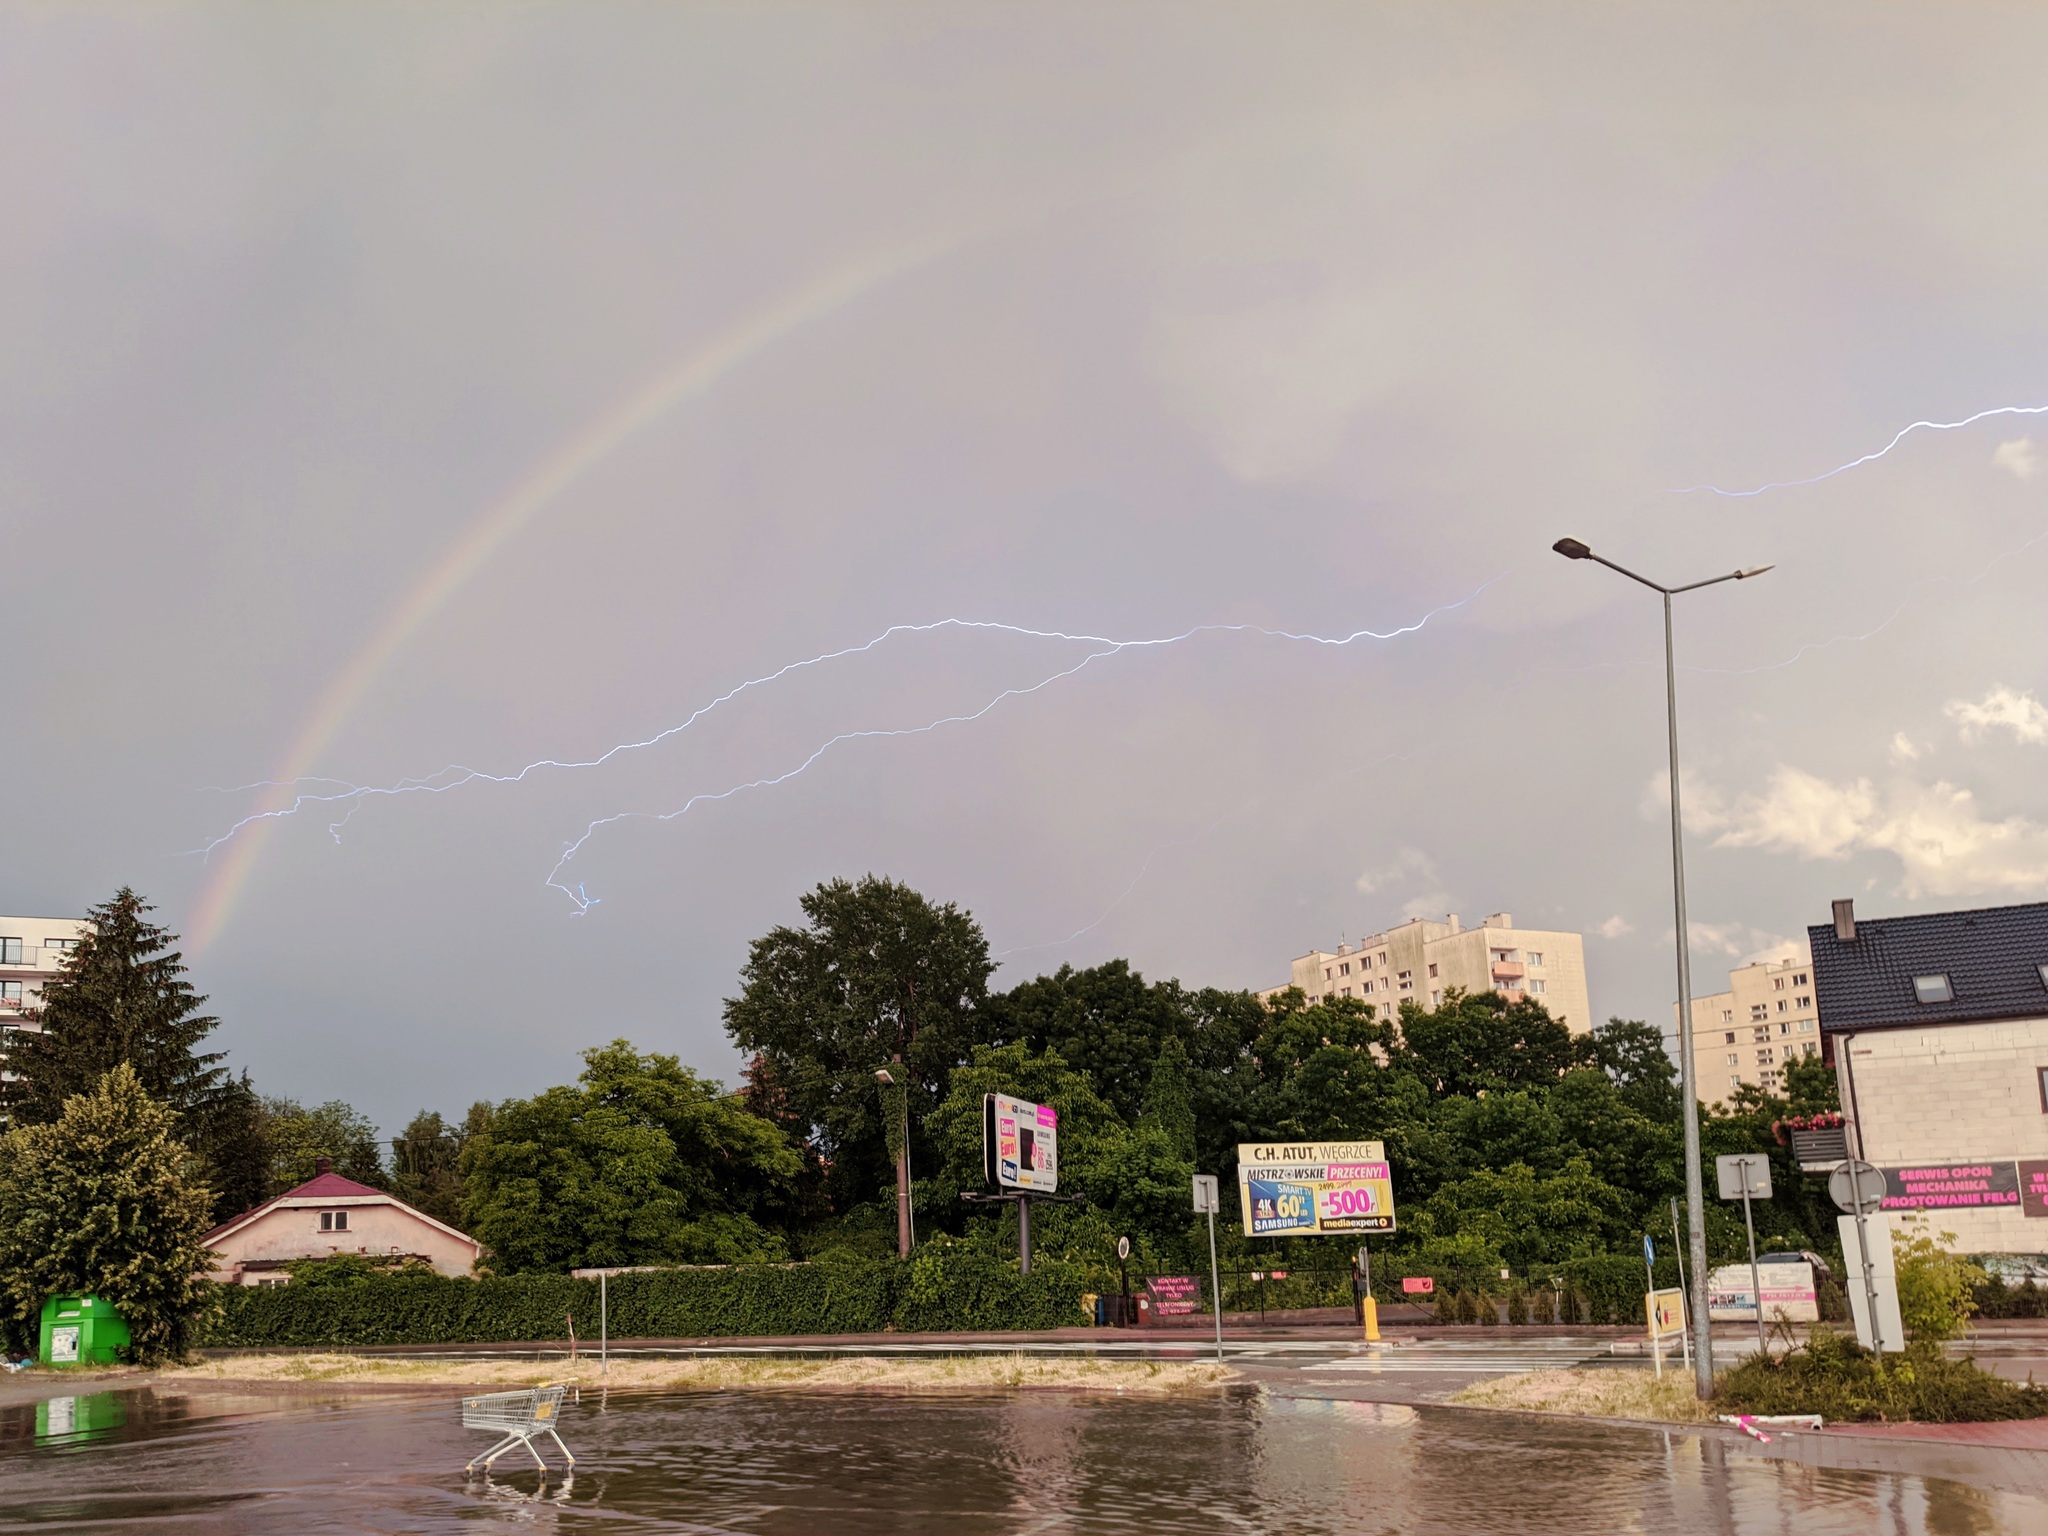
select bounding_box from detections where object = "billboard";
[1706,1261,1818,1323]
[1237,1140,1396,1236]
[1879,1162,2020,1214]
[984,1093,1058,1193]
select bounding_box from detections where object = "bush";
[1718,1326,2048,1423]
[1506,1288,1528,1325]
[1559,1289,1583,1325]
[1528,1288,1555,1325]
[1891,1227,1984,1343]
[1476,1292,1499,1326]
[202,1248,1088,1348]
[1434,1288,1458,1326]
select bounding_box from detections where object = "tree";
[263,1097,387,1193]
[1139,1037,1197,1161]
[197,1072,272,1224]
[1397,988,1579,1099]
[1586,1017,1682,1123]
[3,889,225,1127]
[0,1064,217,1363]
[460,1040,804,1273]
[724,876,994,1212]
[390,1104,492,1228]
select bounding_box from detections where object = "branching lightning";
[196,581,1500,914]
[1675,403,2048,497]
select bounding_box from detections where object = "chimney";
[1447,914,1461,933]
[1832,899,1856,942]
[315,1156,333,1176]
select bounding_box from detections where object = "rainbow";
[187,232,965,953]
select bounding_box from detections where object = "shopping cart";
[461,1384,575,1473]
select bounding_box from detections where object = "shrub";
[1434,1288,1458,1326]
[1476,1292,1499,1326]
[1559,1289,1583,1325]
[1891,1227,1985,1343]
[202,1248,1087,1348]
[1506,1288,1529,1326]
[1528,1288,1555,1325]
[1718,1326,2048,1423]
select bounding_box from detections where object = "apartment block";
[1266,911,1593,1034]
[0,914,93,1076]
[1681,953,1823,1103]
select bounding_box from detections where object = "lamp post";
[1553,536,1772,1399]
[875,1065,914,1256]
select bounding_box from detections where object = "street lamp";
[1553,536,1772,1399]
[875,1066,914,1256]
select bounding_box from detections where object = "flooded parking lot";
[1,1382,2041,1533]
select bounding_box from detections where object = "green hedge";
[202,1252,1088,1348]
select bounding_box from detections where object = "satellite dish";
[1829,1159,1886,1216]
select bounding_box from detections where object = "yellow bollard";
[1362,1295,1380,1342]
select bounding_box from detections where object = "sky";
[9,4,2048,1139]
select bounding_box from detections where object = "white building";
[1266,911,1593,1034]
[1680,953,1823,1103]
[0,913,92,1080]
[1816,897,2048,1257]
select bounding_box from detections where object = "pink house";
[204,1158,481,1286]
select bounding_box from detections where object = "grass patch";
[161,1351,1231,1396]
[1451,1368,1717,1424]
[1716,1328,2048,1423]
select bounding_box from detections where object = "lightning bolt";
[1675,403,2048,497]
[196,583,1500,913]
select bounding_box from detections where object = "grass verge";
[160,1351,1232,1395]
[1451,1368,1717,1424]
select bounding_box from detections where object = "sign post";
[1829,1159,1897,1352]
[1116,1235,1132,1324]
[1192,1174,1223,1361]
[1356,1244,1378,1342]
[1717,1153,1773,1358]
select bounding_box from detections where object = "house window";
[1776,1000,1788,1013]
[1722,1010,1734,1023]
[1527,952,1544,967]
[1913,974,1954,1004]
[0,981,21,1007]
[1529,979,1546,994]
[1796,995,1812,1009]
[1803,1041,1818,1057]
[1340,986,1351,997]
[319,1211,350,1233]
[2039,1067,2048,1113]
[1753,1027,1769,1042]
[1431,989,1442,1006]
[1427,963,1439,979]
[1799,1019,1814,1032]
[1324,968,1332,981]
[1362,956,1373,970]
[1774,978,1785,991]
[1730,1075,1743,1091]
[1778,1022,1790,1036]
[1726,1053,1739,1066]
[1397,970,1413,991]
[1750,1005,1768,1021]
[1757,1048,1774,1063]
[1340,963,1350,976]
[1794,972,1808,986]
[1724,1032,1736,1044]
[2038,964,2048,990]
[0,938,21,965]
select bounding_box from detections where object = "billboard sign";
[1646,1288,1686,1339]
[1879,1161,2020,1214]
[984,1093,1058,1193]
[1236,1140,1396,1236]
[1706,1261,1818,1323]
[1146,1277,1201,1316]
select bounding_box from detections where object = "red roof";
[203,1170,423,1245]
[275,1170,386,1201]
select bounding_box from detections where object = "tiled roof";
[1810,901,2048,1033]
[203,1172,436,1246]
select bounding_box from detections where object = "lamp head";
[1735,564,1775,580]
[1552,537,1593,560]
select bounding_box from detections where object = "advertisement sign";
[983,1093,1058,1193]
[1879,1162,2019,1214]
[2019,1160,2048,1219]
[1646,1288,1686,1339]
[1146,1277,1201,1316]
[1401,1276,1435,1295]
[1236,1140,1396,1236]
[1706,1261,1818,1323]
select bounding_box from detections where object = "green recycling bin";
[38,1294,131,1367]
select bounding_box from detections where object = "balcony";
[1490,962,1525,983]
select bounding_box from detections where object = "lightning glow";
[1676,403,2048,497]
[193,582,1501,915]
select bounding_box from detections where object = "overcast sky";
[9,4,2048,1138]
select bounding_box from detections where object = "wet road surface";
[3,1379,2044,1533]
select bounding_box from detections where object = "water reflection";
[0,1384,2038,1533]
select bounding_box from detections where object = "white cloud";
[1684,921,1750,958]
[1357,848,1436,894]
[1665,923,1805,963]
[1710,765,2048,899]
[1596,914,1634,939]
[1946,686,2048,745]
[1995,437,2038,481]
[1889,732,1922,763]
[1640,769,1732,833]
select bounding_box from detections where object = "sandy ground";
[157,1351,1235,1396]
[1450,1368,1718,1424]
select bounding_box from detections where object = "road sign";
[1116,1236,1131,1261]
[1191,1174,1220,1214]
[1829,1159,1885,1215]
[1646,1287,1686,1339]
[1642,1235,1655,1268]
[1716,1154,1773,1201]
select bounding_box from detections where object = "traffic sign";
[1716,1154,1773,1201]
[1191,1174,1220,1214]
[1829,1159,1886,1215]
[1116,1236,1131,1261]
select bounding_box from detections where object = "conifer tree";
[2,888,226,1127]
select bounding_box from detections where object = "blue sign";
[1643,1235,1655,1267]
[1245,1177,1318,1235]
